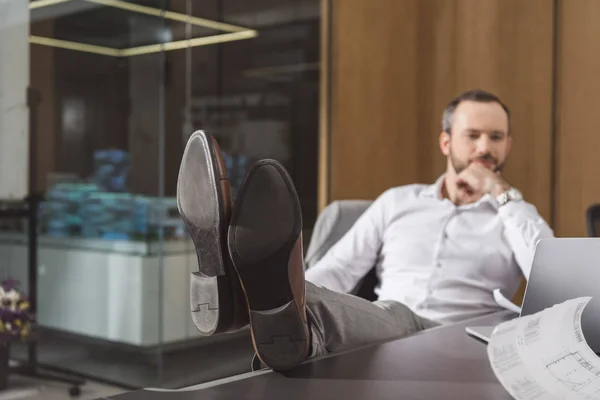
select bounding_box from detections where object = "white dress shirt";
[305,175,555,324]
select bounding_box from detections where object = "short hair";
[442,89,511,134]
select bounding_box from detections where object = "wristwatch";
[496,187,523,206]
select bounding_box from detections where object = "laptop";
[466,238,600,352]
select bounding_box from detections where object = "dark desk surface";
[105,311,515,400]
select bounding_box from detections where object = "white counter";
[0,233,204,347]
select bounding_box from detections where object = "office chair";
[305,200,379,301]
[586,204,600,237]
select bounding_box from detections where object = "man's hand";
[456,163,510,203]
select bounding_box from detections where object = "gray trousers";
[305,282,439,357]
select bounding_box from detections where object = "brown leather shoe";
[228,159,310,371]
[177,130,248,335]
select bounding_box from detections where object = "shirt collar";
[420,174,499,210]
[420,175,446,199]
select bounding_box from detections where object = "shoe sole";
[228,160,309,371]
[177,131,235,336]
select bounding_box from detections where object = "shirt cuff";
[497,200,539,226]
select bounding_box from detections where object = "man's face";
[440,100,512,175]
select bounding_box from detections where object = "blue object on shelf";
[92,150,130,192]
[39,179,186,241]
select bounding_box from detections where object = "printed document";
[488,297,600,399]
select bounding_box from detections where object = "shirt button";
[436,262,442,268]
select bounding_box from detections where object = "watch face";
[508,188,523,201]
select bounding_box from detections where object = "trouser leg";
[305,282,439,356]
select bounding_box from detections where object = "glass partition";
[0,0,320,390]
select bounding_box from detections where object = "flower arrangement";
[0,279,34,342]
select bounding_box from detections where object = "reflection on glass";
[19,0,320,249]
[188,0,320,226]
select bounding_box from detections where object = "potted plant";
[0,279,34,390]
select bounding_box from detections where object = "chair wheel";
[69,386,81,397]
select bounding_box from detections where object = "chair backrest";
[587,204,600,237]
[305,200,373,268]
[305,200,380,301]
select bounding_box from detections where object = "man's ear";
[439,131,451,156]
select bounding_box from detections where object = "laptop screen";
[520,238,600,352]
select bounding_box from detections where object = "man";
[177,90,554,373]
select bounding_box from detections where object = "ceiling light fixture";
[28,0,258,56]
[29,0,74,9]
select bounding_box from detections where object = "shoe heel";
[250,300,309,371]
[190,272,233,335]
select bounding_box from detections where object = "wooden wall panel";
[555,0,600,237]
[326,0,554,224]
[414,0,457,184]
[454,0,554,222]
[329,0,420,202]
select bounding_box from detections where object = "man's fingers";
[457,179,475,194]
[457,172,478,188]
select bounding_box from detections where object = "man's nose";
[476,136,492,154]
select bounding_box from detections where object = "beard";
[450,148,505,175]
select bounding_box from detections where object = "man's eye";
[469,134,479,140]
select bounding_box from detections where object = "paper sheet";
[488,297,600,400]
